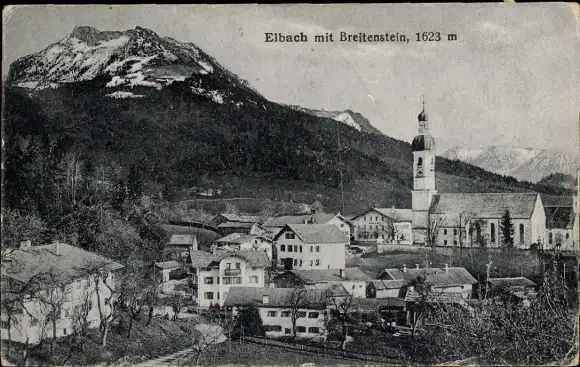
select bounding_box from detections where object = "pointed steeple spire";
[418,94,429,122]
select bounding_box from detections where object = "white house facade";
[351,207,413,245]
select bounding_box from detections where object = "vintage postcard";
[2,3,579,366]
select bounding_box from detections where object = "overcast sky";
[3,4,579,155]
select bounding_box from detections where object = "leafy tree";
[232,306,265,338]
[127,165,143,202]
[500,209,515,248]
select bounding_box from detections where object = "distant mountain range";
[442,146,577,183]
[4,26,572,214]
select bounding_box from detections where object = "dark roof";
[291,268,372,283]
[352,297,406,310]
[381,267,477,287]
[217,214,261,223]
[369,279,407,290]
[273,224,349,244]
[544,206,574,229]
[154,260,183,270]
[223,287,335,309]
[412,134,435,151]
[217,222,256,229]
[430,193,539,219]
[264,213,346,227]
[189,250,270,269]
[488,277,536,288]
[404,289,465,304]
[2,243,123,284]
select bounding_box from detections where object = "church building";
[410,101,547,249]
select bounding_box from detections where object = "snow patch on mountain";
[105,91,145,99]
[333,112,362,131]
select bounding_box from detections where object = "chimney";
[402,264,407,273]
[339,269,345,279]
[444,263,449,273]
[53,240,60,255]
[20,240,31,249]
[262,294,269,304]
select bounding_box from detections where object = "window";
[268,325,282,332]
[226,263,231,269]
[299,246,303,253]
[204,277,214,284]
[267,311,277,317]
[285,328,291,335]
[299,259,303,266]
[549,232,553,244]
[566,233,570,239]
[297,311,307,317]
[453,240,457,246]
[217,277,220,284]
[308,327,320,334]
[281,245,285,251]
[223,277,231,284]
[520,224,525,243]
[341,223,344,228]
[418,157,423,166]
[315,246,320,252]
[443,229,447,235]
[490,223,496,243]
[249,276,258,283]
[293,259,298,266]
[453,229,457,236]
[281,311,291,317]
[294,245,298,252]
[309,260,313,267]
[296,326,306,333]
[204,292,214,300]
[217,293,220,300]
[235,262,241,269]
[285,233,296,239]
[315,260,320,266]
[288,246,293,253]
[444,240,448,246]
[308,312,319,318]
[310,246,313,252]
[63,328,67,335]
[0,321,9,329]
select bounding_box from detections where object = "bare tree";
[385,219,401,244]
[288,287,307,339]
[454,211,473,249]
[426,209,445,249]
[186,322,225,366]
[325,287,354,350]
[406,273,433,355]
[34,268,69,354]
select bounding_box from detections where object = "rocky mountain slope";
[442,146,577,183]
[5,26,571,214]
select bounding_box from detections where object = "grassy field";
[192,340,380,366]
[347,246,578,286]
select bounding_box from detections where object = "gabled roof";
[223,286,338,309]
[544,206,574,229]
[351,207,413,223]
[217,222,257,229]
[488,277,536,288]
[404,289,465,304]
[169,234,197,246]
[430,193,540,219]
[291,267,372,283]
[381,267,477,287]
[264,212,345,227]
[273,224,349,244]
[216,233,272,244]
[154,260,183,270]
[189,250,270,269]
[217,214,261,223]
[369,279,407,290]
[1,243,123,284]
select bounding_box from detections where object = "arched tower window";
[490,223,495,243]
[417,157,423,167]
[430,157,435,171]
[519,224,524,244]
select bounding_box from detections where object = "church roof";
[412,134,435,151]
[430,193,539,219]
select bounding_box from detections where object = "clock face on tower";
[417,168,424,177]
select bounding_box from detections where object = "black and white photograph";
[1,3,579,366]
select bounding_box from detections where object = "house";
[215,233,273,260]
[273,267,372,298]
[487,277,537,306]
[544,206,575,251]
[223,286,338,340]
[350,297,407,326]
[163,234,198,262]
[380,265,477,299]
[428,193,547,249]
[273,224,349,270]
[264,212,352,240]
[366,279,407,298]
[189,249,271,307]
[217,222,265,236]
[350,206,413,245]
[212,213,262,227]
[0,241,123,344]
[154,260,190,294]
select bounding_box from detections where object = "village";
[2,105,578,366]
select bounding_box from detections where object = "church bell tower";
[411,97,437,245]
